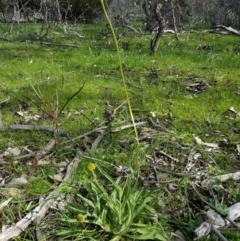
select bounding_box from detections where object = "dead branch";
[0,150,81,241]
[194,202,240,240]
[126,25,139,34]
[0,98,10,106]
[211,25,240,36]
[148,162,192,178]
[0,36,10,42]
[192,183,240,240]
[204,171,240,185]
[0,124,70,137]
[90,100,128,151]
[157,150,180,163]
[210,226,229,241]
[40,41,80,48]
[73,31,86,38]
[111,121,147,132]
[65,121,147,144]
[35,139,56,160]
[149,117,173,133]
[22,40,80,48]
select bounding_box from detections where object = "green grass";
[0,22,240,240]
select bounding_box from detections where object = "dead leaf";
[49,173,64,182]
[6,176,28,187]
[8,147,21,156]
[168,183,178,191]
[0,198,12,211]
[1,188,24,197]
[237,145,240,153]
[171,230,186,241]
[36,227,46,241]
[193,135,219,148]
[17,111,24,116]
[29,158,38,176]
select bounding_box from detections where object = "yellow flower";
[88,163,96,172]
[77,214,85,223]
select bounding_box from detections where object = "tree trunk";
[55,0,62,23]
[150,2,166,53]
[171,0,179,41]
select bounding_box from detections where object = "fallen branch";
[126,25,139,34]
[22,40,80,48]
[194,203,240,240]
[0,140,55,165]
[157,150,180,163]
[65,121,146,144]
[0,150,81,241]
[0,98,9,106]
[205,171,240,185]
[0,124,70,137]
[149,117,173,133]
[73,31,86,38]
[148,162,193,178]
[39,41,80,48]
[112,121,146,132]
[29,139,56,176]
[0,36,10,42]
[211,25,240,36]
[35,138,56,160]
[192,182,240,240]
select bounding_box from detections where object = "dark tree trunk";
[150,2,166,53]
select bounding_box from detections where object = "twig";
[211,226,229,241]
[153,152,160,182]
[35,139,56,160]
[0,36,10,42]
[149,117,173,133]
[91,132,105,151]
[148,162,192,177]
[111,121,146,132]
[91,101,128,150]
[14,153,35,161]
[111,100,127,117]
[73,31,86,38]
[157,150,180,163]
[0,98,10,106]
[23,40,80,48]
[64,121,147,144]
[64,126,107,144]
[0,124,70,136]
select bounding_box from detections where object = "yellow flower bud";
[88,163,96,171]
[77,214,85,223]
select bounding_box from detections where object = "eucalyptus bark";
[150,2,166,53]
[171,0,179,41]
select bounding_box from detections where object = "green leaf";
[77,194,94,208]
[125,225,168,241]
[96,164,122,194]
[132,195,152,219]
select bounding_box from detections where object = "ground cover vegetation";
[0,1,240,241]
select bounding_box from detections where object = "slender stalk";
[100,0,140,179]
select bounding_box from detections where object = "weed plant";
[57,163,169,240]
